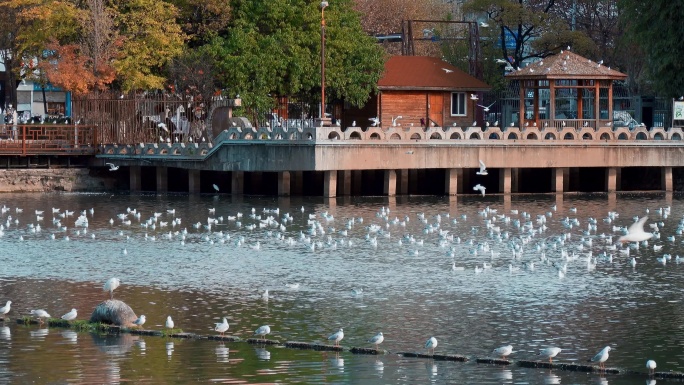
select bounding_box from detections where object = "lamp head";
[321,1,329,8]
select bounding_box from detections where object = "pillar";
[340,170,351,195]
[607,167,620,192]
[231,171,244,195]
[444,168,461,196]
[499,167,512,194]
[662,166,673,192]
[398,169,409,195]
[156,166,168,193]
[553,167,568,192]
[324,170,337,197]
[291,171,303,195]
[384,169,397,196]
[188,169,201,194]
[278,171,291,196]
[129,166,141,192]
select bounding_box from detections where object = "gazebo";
[506,51,627,130]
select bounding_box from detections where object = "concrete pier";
[188,169,200,194]
[398,169,409,195]
[500,168,513,194]
[324,170,337,197]
[445,168,460,195]
[352,170,362,195]
[607,167,620,192]
[156,166,167,193]
[553,167,568,192]
[278,171,290,196]
[662,166,673,191]
[231,171,244,195]
[384,169,397,196]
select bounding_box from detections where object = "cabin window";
[451,92,466,116]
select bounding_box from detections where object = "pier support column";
[499,168,513,194]
[324,170,337,197]
[384,169,397,196]
[553,167,568,192]
[662,166,673,191]
[397,169,409,195]
[606,167,621,192]
[278,171,291,196]
[231,171,244,195]
[340,170,351,195]
[444,168,461,195]
[129,166,141,192]
[156,166,168,193]
[188,169,201,194]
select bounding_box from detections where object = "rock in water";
[90,299,138,327]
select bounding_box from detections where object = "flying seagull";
[473,184,486,197]
[476,160,488,175]
[105,163,120,171]
[213,184,220,193]
[477,102,496,112]
[442,68,453,73]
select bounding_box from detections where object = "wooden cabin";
[343,56,491,129]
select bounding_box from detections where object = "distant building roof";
[378,56,490,92]
[505,51,627,80]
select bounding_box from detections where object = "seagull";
[254,325,271,340]
[471,121,477,127]
[493,345,513,360]
[539,347,562,363]
[588,346,611,370]
[441,68,453,73]
[215,317,229,336]
[351,120,356,126]
[212,184,220,193]
[0,300,11,316]
[133,315,146,328]
[104,278,120,299]
[477,102,496,112]
[105,163,120,171]
[473,184,486,197]
[425,336,438,355]
[368,332,384,350]
[328,328,344,347]
[30,309,51,325]
[470,93,479,101]
[166,316,174,329]
[392,116,403,126]
[369,117,380,127]
[61,308,78,321]
[476,160,488,175]
[646,359,657,375]
[158,122,168,132]
[618,216,653,244]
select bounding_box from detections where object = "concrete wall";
[0,169,113,192]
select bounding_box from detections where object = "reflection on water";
[0,193,683,383]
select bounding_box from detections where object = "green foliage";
[207,0,384,113]
[113,0,186,90]
[617,0,684,97]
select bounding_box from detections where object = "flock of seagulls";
[0,198,676,376]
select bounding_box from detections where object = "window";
[451,92,466,116]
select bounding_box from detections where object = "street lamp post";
[320,1,328,122]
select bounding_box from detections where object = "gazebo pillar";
[576,80,583,120]
[594,81,600,128]
[549,81,556,124]
[519,82,525,127]
[607,81,614,126]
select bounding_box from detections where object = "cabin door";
[428,93,444,127]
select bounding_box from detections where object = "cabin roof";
[378,56,491,92]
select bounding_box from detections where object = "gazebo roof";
[505,51,627,81]
[378,56,491,92]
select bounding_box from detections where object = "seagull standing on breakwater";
[493,345,513,359]
[103,278,120,299]
[214,317,229,336]
[328,328,344,347]
[61,308,77,321]
[0,300,11,317]
[588,346,611,370]
[425,336,438,355]
[368,332,384,350]
[539,347,562,363]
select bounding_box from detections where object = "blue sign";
[497,29,517,50]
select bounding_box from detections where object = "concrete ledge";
[349,347,389,355]
[284,341,344,351]
[517,360,619,373]
[476,358,512,365]
[245,338,281,345]
[399,352,468,361]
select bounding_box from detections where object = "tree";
[463,0,597,69]
[167,0,231,47]
[617,0,684,97]
[207,0,385,115]
[113,0,186,91]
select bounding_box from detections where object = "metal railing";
[0,124,98,156]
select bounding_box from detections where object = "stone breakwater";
[0,169,113,193]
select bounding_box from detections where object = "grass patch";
[160,328,184,337]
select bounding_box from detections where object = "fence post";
[21,125,26,156]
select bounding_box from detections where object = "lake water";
[0,192,683,384]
